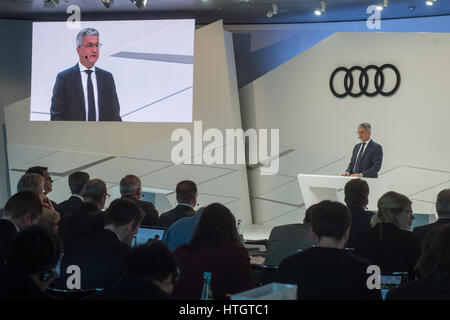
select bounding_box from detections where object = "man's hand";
[340,172,350,176]
[350,173,363,177]
[42,195,55,210]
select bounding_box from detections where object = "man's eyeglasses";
[106,193,111,199]
[82,43,102,49]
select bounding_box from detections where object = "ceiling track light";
[130,0,147,9]
[43,0,59,8]
[101,0,114,8]
[376,0,389,11]
[314,0,326,16]
[266,3,279,18]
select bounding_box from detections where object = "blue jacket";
[346,140,383,178]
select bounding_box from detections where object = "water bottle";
[200,271,213,300]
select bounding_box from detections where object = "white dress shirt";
[78,62,99,121]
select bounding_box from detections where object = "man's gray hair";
[17,173,44,195]
[120,175,141,196]
[358,123,371,132]
[76,28,99,47]
[436,189,450,217]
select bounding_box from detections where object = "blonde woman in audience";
[354,191,421,277]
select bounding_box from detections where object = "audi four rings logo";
[329,64,401,98]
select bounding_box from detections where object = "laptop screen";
[132,226,166,246]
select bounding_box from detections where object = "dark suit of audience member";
[86,240,179,300]
[275,246,380,300]
[0,219,18,267]
[160,204,195,229]
[412,188,450,243]
[58,202,105,249]
[265,223,314,267]
[121,195,159,226]
[346,205,374,248]
[275,200,381,300]
[387,277,450,300]
[59,229,130,290]
[56,195,83,219]
[0,267,54,300]
[354,223,421,275]
[85,276,176,300]
[388,223,450,300]
[0,191,43,267]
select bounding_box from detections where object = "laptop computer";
[132,225,167,247]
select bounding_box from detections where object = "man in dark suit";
[58,179,108,249]
[413,189,450,242]
[86,242,178,300]
[159,180,197,229]
[59,199,141,290]
[344,178,374,248]
[341,123,383,178]
[0,191,43,267]
[120,174,159,226]
[275,200,381,300]
[50,27,121,121]
[56,171,90,219]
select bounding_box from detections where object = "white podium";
[297,174,387,211]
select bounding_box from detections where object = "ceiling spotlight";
[43,0,59,8]
[314,0,326,16]
[266,3,279,18]
[426,0,437,6]
[130,0,147,9]
[101,0,114,8]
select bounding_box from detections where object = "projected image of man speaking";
[50,28,121,121]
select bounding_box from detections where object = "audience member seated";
[159,180,197,229]
[354,191,421,276]
[59,199,141,290]
[58,179,107,249]
[86,241,178,300]
[120,175,159,226]
[56,171,90,219]
[413,189,450,243]
[17,173,61,235]
[26,166,57,208]
[0,191,43,267]
[162,207,205,251]
[173,203,253,299]
[344,179,374,248]
[387,224,450,300]
[0,225,62,300]
[264,204,315,267]
[275,200,381,300]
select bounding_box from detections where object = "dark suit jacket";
[0,267,54,300]
[174,243,254,300]
[265,223,314,267]
[58,202,105,249]
[159,204,195,229]
[85,276,176,300]
[413,217,450,243]
[387,277,450,300]
[346,205,374,248]
[0,219,18,267]
[50,64,121,121]
[275,247,381,300]
[56,196,83,219]
[346,140,383,178]
[354,223,421,276]
[59,229,130,290]
[121,195,159,226]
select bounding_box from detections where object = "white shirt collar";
[178,203,195,209]
[361,138,371,146]
[71,194,84,201]
[78,62,96,73]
